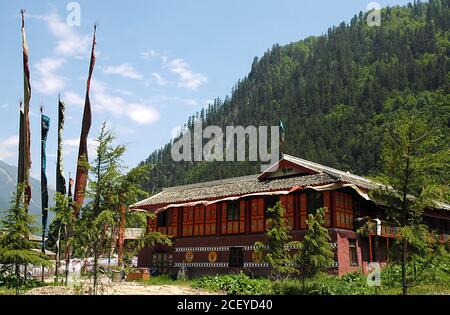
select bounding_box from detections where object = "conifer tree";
[0,185,50,294]
[294,208,334,289]
[255,201,297,279]
[371,109,450,295]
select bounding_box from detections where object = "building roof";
[131,154,378,209]
[130,154,449,212]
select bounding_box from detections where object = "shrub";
[192,272,272,295]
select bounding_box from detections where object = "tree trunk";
[64,225,71,286]
[401,238,408,295]
[401,143,412,296]
[55,224,62,283]
[117,204,126,266]
[15,260,20,295]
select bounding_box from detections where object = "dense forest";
[139,0,450,194]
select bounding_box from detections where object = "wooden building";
[130,155,450,277]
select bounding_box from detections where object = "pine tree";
[371,109,450,295]
[294,208,334,289]
[254,201,297,279]
[0,185,50,294]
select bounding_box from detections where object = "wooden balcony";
[368,224,449,243]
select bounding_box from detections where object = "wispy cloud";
[141,49,167,64]
[103,63,143,80]
[0,135,19,160]
[166,58,207,90]
[33,58,66,95]
[91,79,160,125]
[1,104,9,109]
[142,50,207,90]
[151,72,169,86]
[63,91,85,107]
[35,10,90,58]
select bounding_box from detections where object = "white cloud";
[91,79,160,125]
[38,11,90,58]
[127,104,160,125]
[166,58,207,90]
[63,91,85,107]
[151,72,168,86]
[103,63,143,80]
[0,135,19,160]
[34,58,66,95]
[1,104,9,109]
[140,49,161,60]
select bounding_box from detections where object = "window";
[334,191,354,229]
[349,239,358,266]
[157,211,168,227]
[205,205,217,236]
[280,195,294,228]
[299,193,308,229]
[227,202,240,221]
[221,201,244,235]
[250,198,265,233]
[167,209,179,237]
[193,206,205,236]
[182,207,194,237]
[307,191,323,215]
[265,196,279,216]
[229,247,244,268]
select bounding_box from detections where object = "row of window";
[152,191,355,237]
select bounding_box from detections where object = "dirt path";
[26,280,216,295]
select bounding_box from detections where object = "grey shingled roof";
[131,172,339,208]
[130,155,449,211]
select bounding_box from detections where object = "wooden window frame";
[307,190,324,215]
[250,198,265,234]
[334,191,354,230]
[349,239,359,266]
[157,211,168,228]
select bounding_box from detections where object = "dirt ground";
[26,277,217,295]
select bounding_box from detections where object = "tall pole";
[40,106,50,283]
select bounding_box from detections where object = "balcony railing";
[367,223,449,243]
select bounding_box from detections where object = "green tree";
[0,185,50,294]
[293,208,334,289]
[49,192,75,285]
[73,123,172,294]
[255,201,297,279]
[371,110,450,295]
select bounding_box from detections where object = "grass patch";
[0,287,16,295]
[192,273,272,295]
[191,267,450,295]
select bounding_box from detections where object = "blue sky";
[0,0,412,188]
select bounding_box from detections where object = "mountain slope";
[0,160,55,226]
[140,0,450,194]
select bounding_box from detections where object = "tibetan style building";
[130,155,450,277]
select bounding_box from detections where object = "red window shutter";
[239,200,246,233]
[286,195,294,228]
[221,203,227,235]
[300,193,307,229]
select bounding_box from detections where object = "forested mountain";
[0,160,55,225]
[139,0,450,194]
